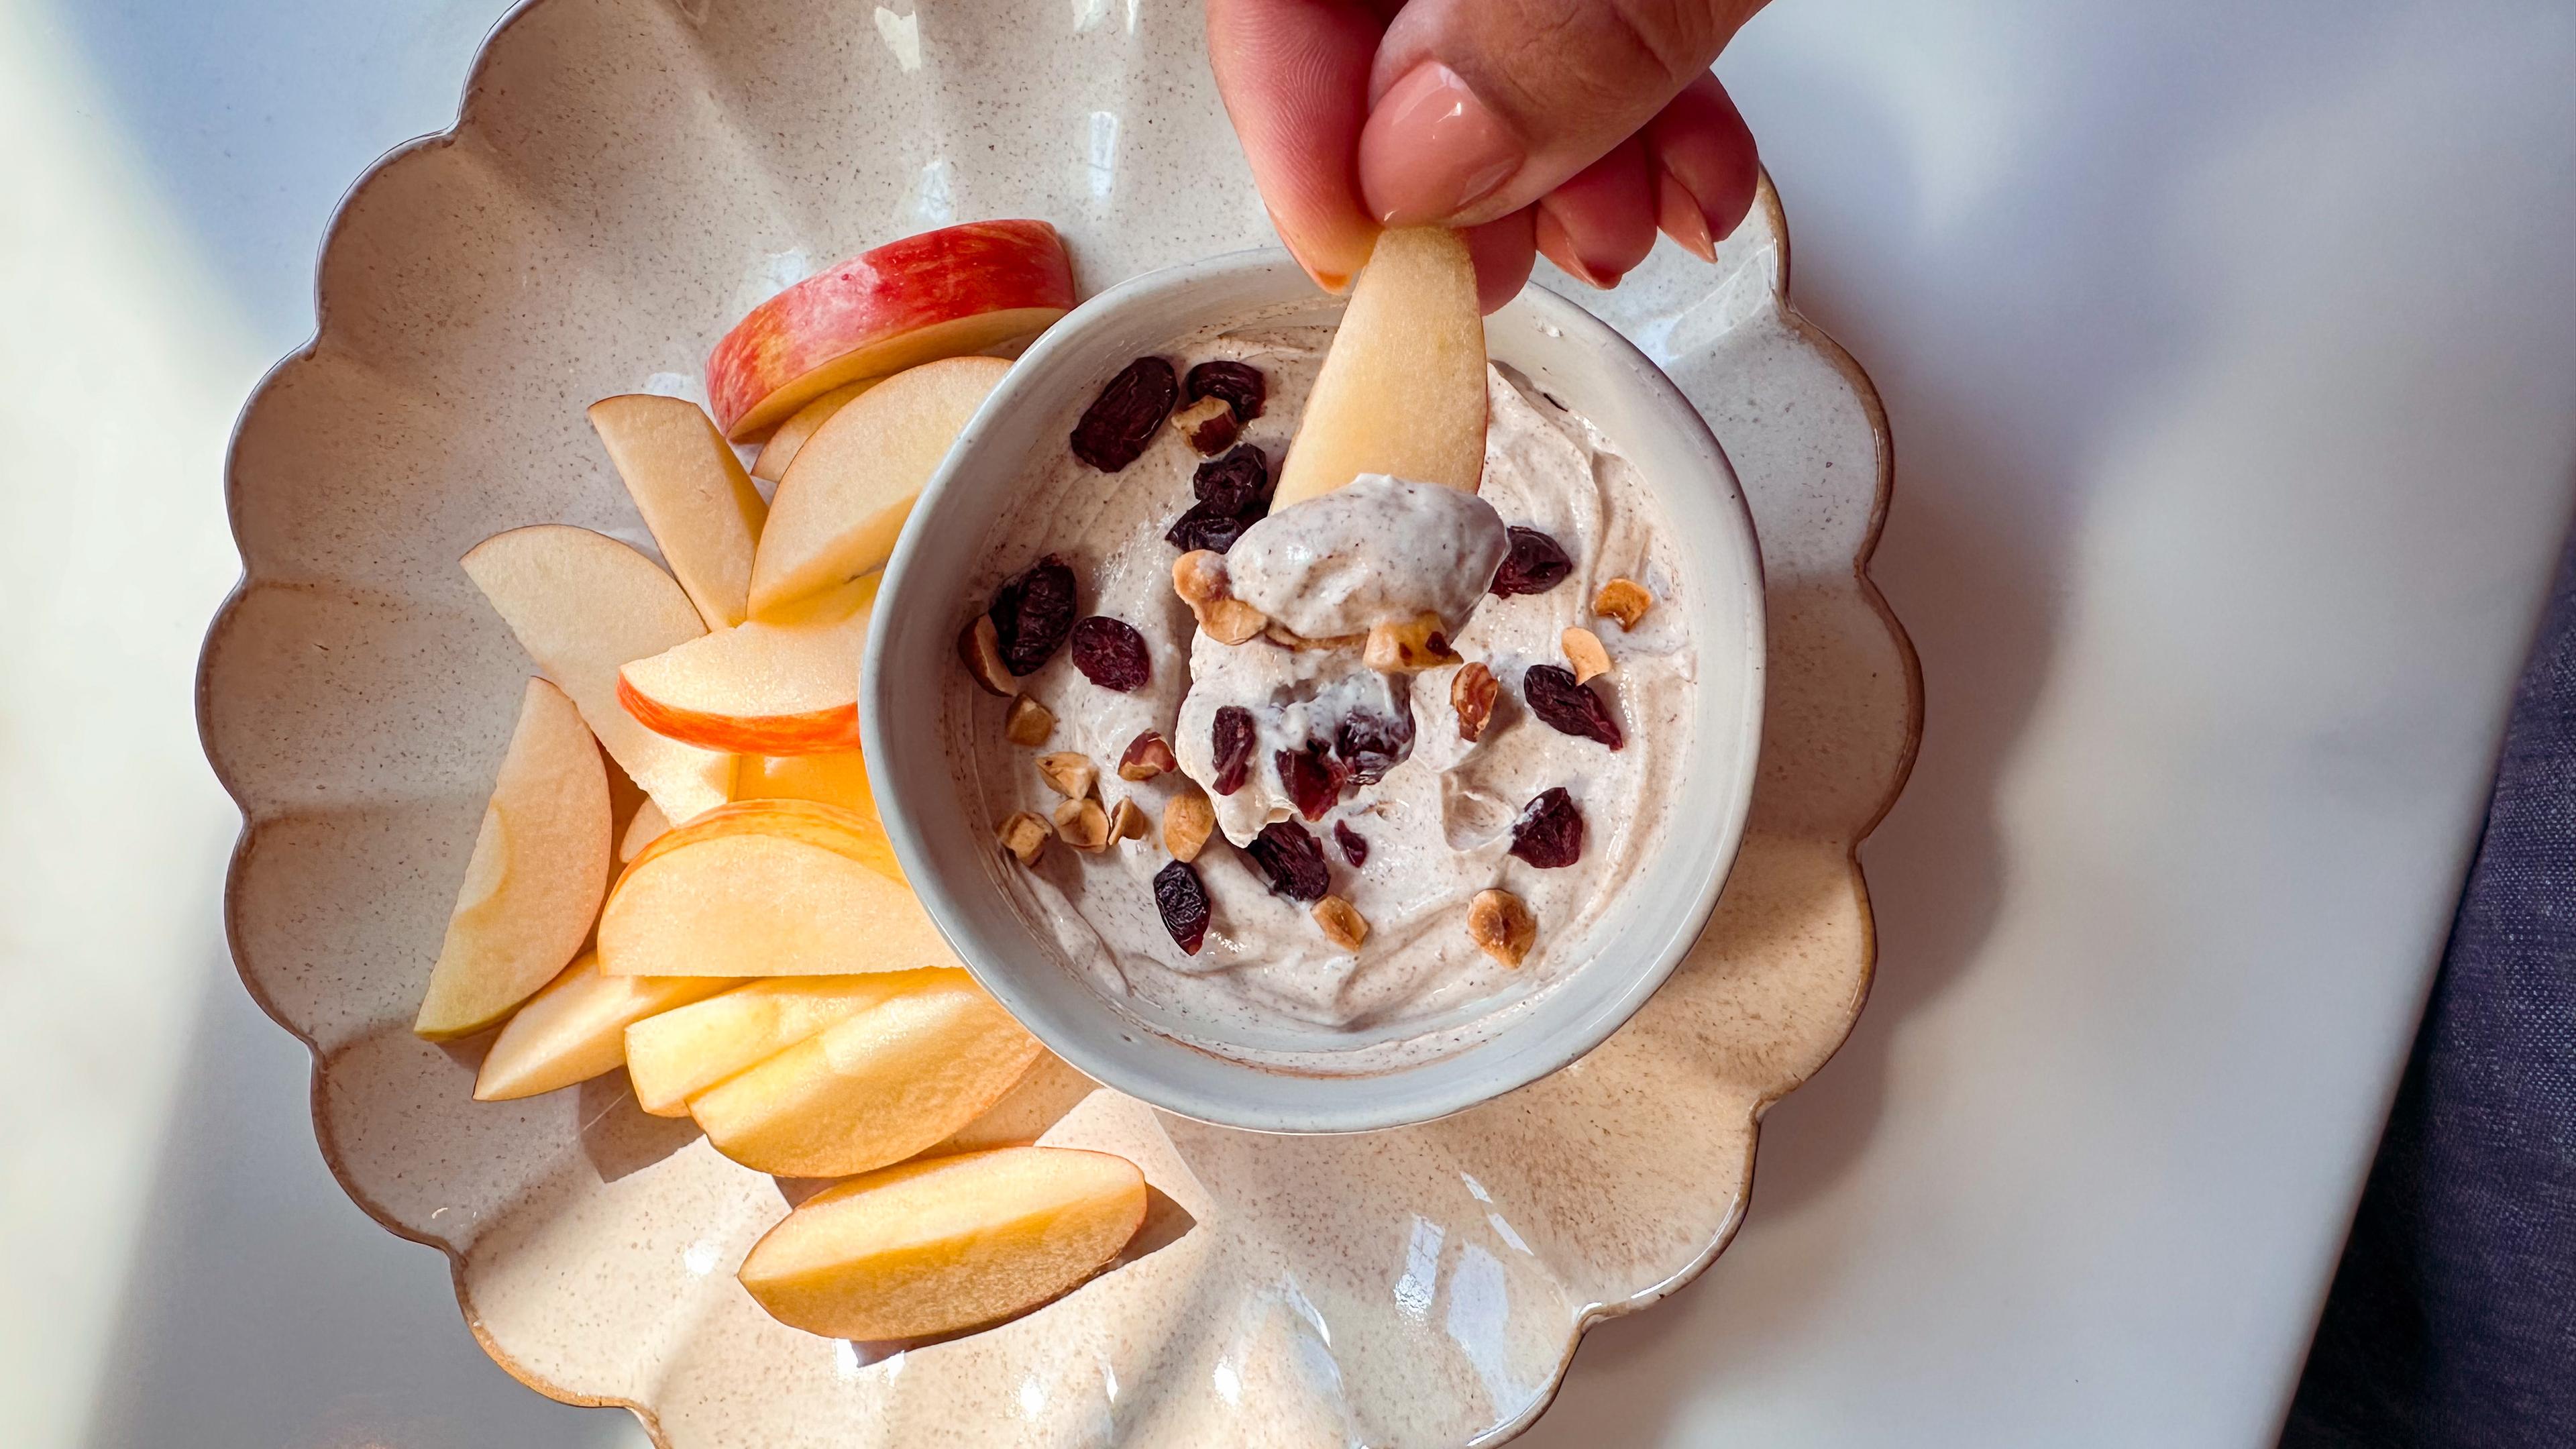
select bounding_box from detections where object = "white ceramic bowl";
[865,249,1764,1132]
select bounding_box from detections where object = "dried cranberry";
[1332,706,1415,785]
[1245,821,1330,901]
[988,555,1078,676]
[1490,526,1574,596]
[1276,745,1348,822]
[1067,616,1151,691]
[1191,445,1273,515]
[1521,665,1625,749]
[1165,445,1275,554]
[1507,787,1585,868]
[1210,706,1256,795]
[1334,820,1370,867]
[1153,859,1211,955]
[1185,360,1267,423]
[1165,500,1256,555]
[1071,357,1178,472]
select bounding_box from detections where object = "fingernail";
[1534,206,1623,290]
[1657,168,1718,263]
[1358,62,1523,227]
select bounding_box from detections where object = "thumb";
[1357,0,1765,227]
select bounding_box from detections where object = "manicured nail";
[1534,206,1623,290]
[1657,168,1719,262]
[1358,62,1523,227]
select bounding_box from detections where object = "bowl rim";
[863,246,1765,1133]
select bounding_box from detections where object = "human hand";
[1206,0,1768,311]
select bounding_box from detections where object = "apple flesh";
[1273,227,1488,510]
[472,953,729,1101]
[688,973,1043,1178]
[616,575,877,754]
[934,1050,1100,1152]
[736,750,876,819]
[748,355,1010,616]
[415,678,613,1039]
[622,969,953,1117]
[462,525,734,824]
[619,798,669,861]
[598,798,930,977]
[706,219,1071,440]
[586,394,768,629]
[738,1146,1146,1340]
[750,379,874,484]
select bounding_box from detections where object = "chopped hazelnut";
[1036,751,1096,800]
[1107,796,1150,843]
[1452,660,1499,743]
[1313,894,1370,950]
[1118,730,1179,781]
[958,615,1013,696]
[1594,577,1654,631]
[1163,792,1216,863]
[1203,596,1269,645]
[996,811,1051,865]
[1562,626,1611,684]
[1171,549,1228,608]
[1053,796,1111,851]
[1362,613,1462,673]
[1169,394,1240,455]
[1468,889,1537,967]
[1004,694,1056,747]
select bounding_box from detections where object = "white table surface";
[9,1,2573,1445]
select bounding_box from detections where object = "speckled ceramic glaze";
[197,1,1917,1445]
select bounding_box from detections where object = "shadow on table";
[82,957,643,1449]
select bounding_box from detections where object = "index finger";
[1205,0,1389,292]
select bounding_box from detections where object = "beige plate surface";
[197,1,1918,1444]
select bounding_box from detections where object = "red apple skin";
[615,673,860,756]
[708,220,1075,439]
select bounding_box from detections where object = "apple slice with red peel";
[1273,227,1488,511]
[471,953,729,1101]
[616,575,878,755]
[687,973,1043,1178]
[623,969,952,1117]
[586,394,768,629]
[415,678,612,1040]
[706,219,1071,439]
[462,525,734,824]
[739,1146,1146,1340]
[749,355,1010,616]
[751,379,874,483]
[598,798,930,977]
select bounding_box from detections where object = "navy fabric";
[2284,529,2576,1448]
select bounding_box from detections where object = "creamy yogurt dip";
[953,323,1695,1063]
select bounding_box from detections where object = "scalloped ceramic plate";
[197,1,1917,1444]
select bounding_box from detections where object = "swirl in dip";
[953,323,1695,1064]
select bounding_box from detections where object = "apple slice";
[1273,227,1488,511]
[586,394,768,629]
[623,969,953,1117]
[462,525,734,823]
[472,953,729,1101]
[619,798,669,861]
[737,749,877,819]
[415,678,612,1039]
[616,575,878,754]
[706,219,1072,439]
[598,798,928,977]
[934,1050,1100,1153]
[739,1146,1146,1340]
[750,379,874,484]
[687,973,1043,1177]
[747,356,1010,616]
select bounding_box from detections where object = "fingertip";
[1464,209,1538,314]
[1645,73,1761,254]
[1533,140,1656,288]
